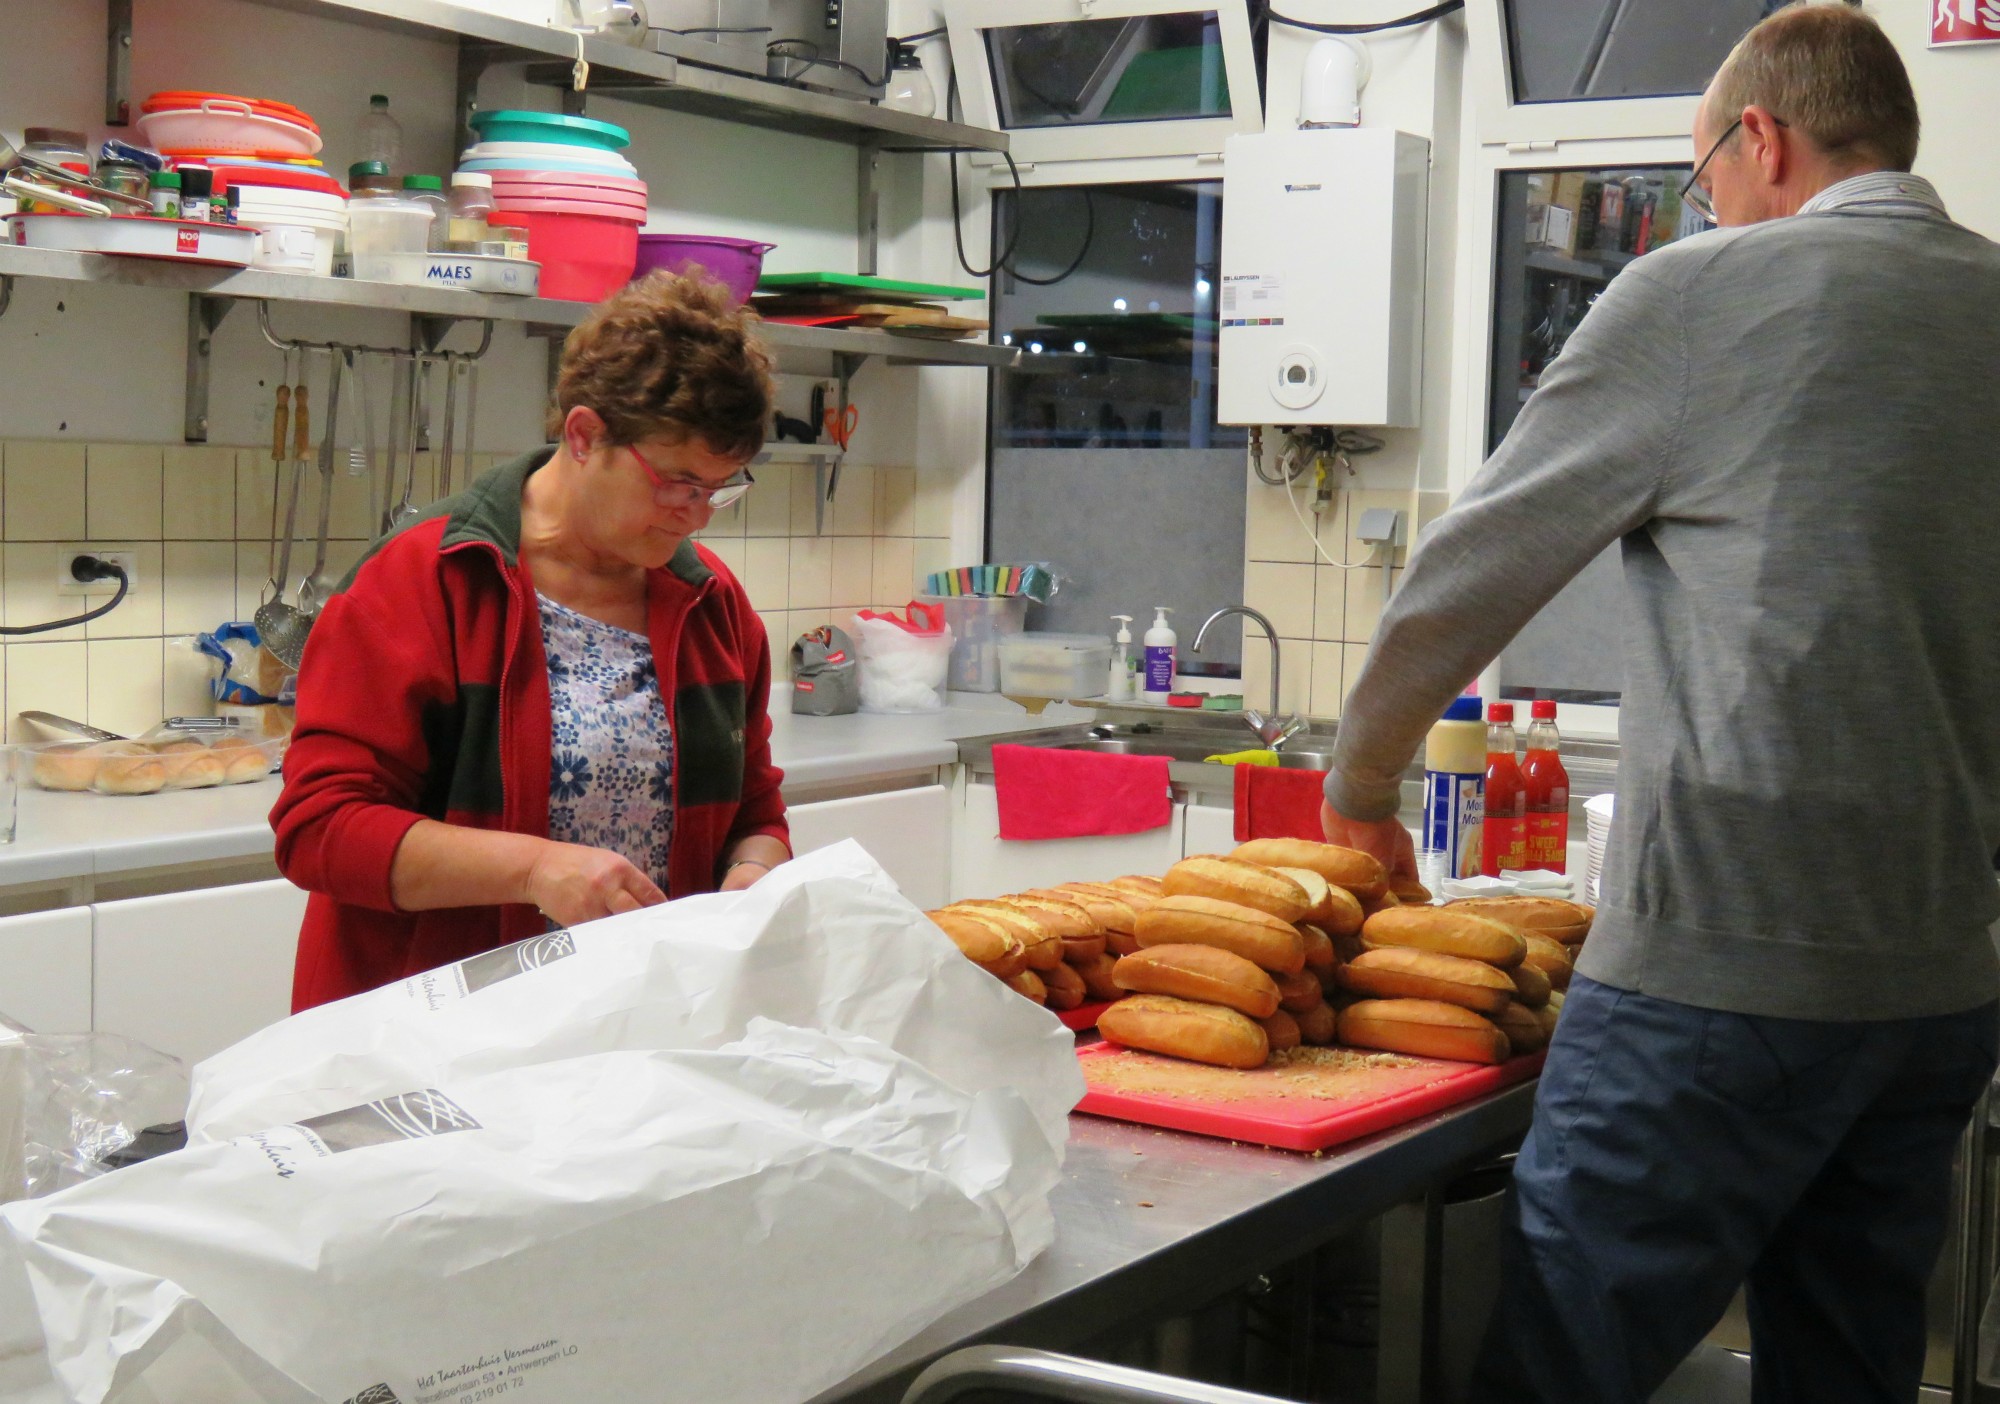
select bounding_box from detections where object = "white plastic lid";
[451,171,493,189]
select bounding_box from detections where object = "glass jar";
[400,174,450,251]
[485,215,530,261]
[447,172,495,251]
[20,128,89,170]
[95,159,151,205]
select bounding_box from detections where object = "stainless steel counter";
[812,1081,1539,1404]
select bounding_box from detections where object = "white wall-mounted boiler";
[1217,127,1429,428]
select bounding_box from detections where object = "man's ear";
[1740,105,1790,185]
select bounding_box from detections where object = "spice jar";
[148,169,182,219]
[95,159,150,205]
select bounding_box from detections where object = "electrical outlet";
[56,547,140,597]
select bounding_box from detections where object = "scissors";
[823,403,858,451]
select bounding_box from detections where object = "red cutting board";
[1075,1042,1545,1153]
[1060,1000,1116,1032]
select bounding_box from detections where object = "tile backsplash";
[0,441,947,739]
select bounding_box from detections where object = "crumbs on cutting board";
[1084,1046,1420,1102]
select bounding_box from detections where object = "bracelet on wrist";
[725,859,773,875]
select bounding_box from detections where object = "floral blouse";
[539,594,675,887]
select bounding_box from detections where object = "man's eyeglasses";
[1682,114,1787,225]
[626,443,754,510]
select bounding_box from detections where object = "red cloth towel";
[991,744,1174,841]
[1233,762,1329,843]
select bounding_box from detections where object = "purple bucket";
[633,234,776,304]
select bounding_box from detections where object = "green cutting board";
[755,272,985,303]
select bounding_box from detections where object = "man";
[1319,5,2000,1400]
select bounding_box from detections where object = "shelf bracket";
[183,295,236,444]
[857,143,882,277]
[0,276,12,324]
[106,0,133,126]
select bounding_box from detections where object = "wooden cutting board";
[1075,1042,1545,1153]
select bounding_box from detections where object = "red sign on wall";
[1933,0,2000,45]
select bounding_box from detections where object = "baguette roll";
[1361,906,1528,969]
[1042,959,1088,1011]
[1338,999,1511,1065]
[1259,1008,1302,1054]
[1164,856,1313,924]
[1298,923,1337,972]
[1106,929,1142,957]
[1535,1002,1561,1040]
[1061,931,1108,963]
[1274,967,1325,1015]
[1071,950,1125,1003]
[1050,884,1141,932]
[1509,961,1552,1009]
[1112,944,1281,1018]
[92,741,168,796]
[1336,947,1516,1015]
[1519,933,1574,991]
[1315,964,1343,997]
[210,734,275,783]
[1099,994,1269,1070]
[1003,894,1104,938]
[1493,999,1549,1055]
[926,910,1026,978]
[1361,889,1402,917]
[1295,1000,1338,1045]
[1109,875,1165,900]
[955,902,1064,971]
[1445,896,1594,940]
[1273,867,1365,937]
[1327,924,1367,965]
[32,745,99,792]
[1006,969,1047,1004]
[1230,838,1389,901]
[1135,895,1306,974]
[1390,877,1434,905]
[155,740,227,789]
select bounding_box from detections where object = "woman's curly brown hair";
[548,271,774,462]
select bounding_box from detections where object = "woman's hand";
[524,840,667,927]
[1321,801,1420,884]
[719,860,771,892]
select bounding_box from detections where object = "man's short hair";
[1709,2,1920,172]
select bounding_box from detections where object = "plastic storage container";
[503,206,640,301]
[920,594,1028,693]
[347,195,433,256]
[997,632,1113,699]
[21,734,286,796]
[401,174,450,250]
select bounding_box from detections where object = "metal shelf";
[232,0,1008,153]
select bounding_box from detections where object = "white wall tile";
[788,536,833,610]
[82,542,164,640]
[1312,565,1347,642]
[1344,565,1401,644]
[5,642,86,740]
[700,490,747,541]
[1243,561,1315,640]
[1310,643,1344,717]
[912,469,954,538]
[162,446,238,540]
[744,463,793,537]
[4,442,85,542]
[238,447,288,549]
[326,458,381,541]
[1343,643,1371,709]
[1244,469,1318,564]
[86,445,163,541]
[830,464,876,537]
[163,636,214,719]
[2,544,83,644]
[789,463,824,535]
[741,537,791,609]
[700,537,746,580]
[871,537,916,609]
[86,638,164,737]
[1239,637,1311,717]
[829,538,873,609]
[912,537,950,587]
[875,467,916,537]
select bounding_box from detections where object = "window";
[1503,0,1776,105]
[985,178,1249,664]
[1485,160,1693,706]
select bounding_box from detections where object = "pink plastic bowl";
[633,234,775,304]
[509,208,640,302]
[487,170,648,197]
[495,195,649,220]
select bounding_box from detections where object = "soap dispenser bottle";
[1108,615,1134,701]
[1143,607,1176,704]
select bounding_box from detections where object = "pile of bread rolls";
[29,735,276,796]
[926,876,1163,1013]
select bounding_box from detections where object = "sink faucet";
[1192,606,1299,747]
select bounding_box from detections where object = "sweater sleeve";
[270,531,459,909]
[1325,262,1689,821]
[724,586,790,857]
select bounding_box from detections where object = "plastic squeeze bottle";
[1108,615,1135,701]
[1423,695,1487,883]
[1480,701,1526,876]
[1142,607,1176,704]
[1523,699,1571,872]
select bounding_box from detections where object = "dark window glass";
[986,13,1232,129]
[1503,0,1776,104]
[1486,163,1693,706]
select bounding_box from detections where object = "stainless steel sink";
[1054,735,1337,770]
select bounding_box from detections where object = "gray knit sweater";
[1326,174,2000,1021]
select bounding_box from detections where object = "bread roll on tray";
[154,739,227,789]
[1006,969,1048,1004]
[1338,999,1511,1065]
[954,902,1064,971]
[91,741,167,796]
[1445,895,1594,944]
[1259,1009,1302,1053]
[1298,923,1337,971]
[1361,906,1527,969]
[925,910,1026,979]
[1493,999,1550,1055]
[1509,961,1552,1009]
[1336,948,1515,1015]
[1113,944,1281,1017]
[31,744,99,792]
[1071,950,1125,1003]
[1136,895,1306,974]
[1295,1000,1338,1045]
[1519,933,1574,991]
[209,734,275,783]
[1049,884,1141,931]
[1099,994,1270,1070]
[1042,960,1088,1011]
[1230,838,1389,901]
[1274,967,1325,1015]
[1163,856,1312,924]
[1109,875,1165,900]
[1271,867,1365,936]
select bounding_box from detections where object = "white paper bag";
[5,1024,1059,1404]
[187,842,1083,1169]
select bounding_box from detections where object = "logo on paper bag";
[297,1089,481,1154]
[343,1387,401,1404]
[455,930,576,995]
[175,227,200,254]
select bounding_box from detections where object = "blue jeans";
[1471,976,1999,1404]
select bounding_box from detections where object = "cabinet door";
[952,779,1187,900]
[0,907,93,1034]
[785,785,952,911]
[93,879,308,1067]
[1182,803,1238,858]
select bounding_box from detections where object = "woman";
[273,273,790,1010]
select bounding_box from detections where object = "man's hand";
[1322,801,1420,884]
[524,840,667,927]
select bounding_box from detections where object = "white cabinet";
[93,879,307,1067]
[785,785,952,911]
[1182,803,1238,858]
[0,907,93,1034]
[952,780,1187,900]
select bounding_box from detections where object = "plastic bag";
[187,841,1082,1169]
[0,1014,186,1205]
[853,601,955,713]
[3,1023,1060,1404]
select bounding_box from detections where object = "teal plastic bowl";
[468,109,630,152]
